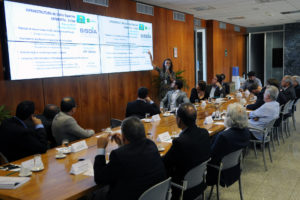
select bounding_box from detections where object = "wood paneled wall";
[205,20,246,83]
[0,0,195,131]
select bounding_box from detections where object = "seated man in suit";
[207,103,250,186]
[160,79,190,111]
[240,71,262,91]
[206,74,226,98]
[249,86,280,140]
[37,104,60,148]
[0,101,48,162]
[125,87,160,118]
[292,76,300,100]
[246,83,264,110]
[52,97,95,145]
[163,103,211,200]
[281,75,296,103]
[93,117,166,200]
[220,73,230,95]
[190,80,208,103]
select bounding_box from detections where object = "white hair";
[292,76,300,85]
[224,103,248,129]
[283,75,293,86]
[264,85,279,101]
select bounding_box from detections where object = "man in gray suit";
[160,79,190,111]
[52,97,95,145]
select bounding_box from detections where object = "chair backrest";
[110,118,122,129]
[0,152,8,165]
[282,100,293,115]
[138,177,171,200]
[221,149,243,170]
[288,99,295,112]
[183,158,211,189]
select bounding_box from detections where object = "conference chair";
[248,118,277,171]
[110,118,122,129]
[292,98,300,130]
[281,100,294,137]
[207,149,244,200]
[273,105,285,145]
[170,158,211,200]
[0,152,8,165]
[138,177,171,200]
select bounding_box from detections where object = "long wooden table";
[0,95,254,200]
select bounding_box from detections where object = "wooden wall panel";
[0,79,44,115]
[206,20,246,83]
[109,71,152,120]
[79,75,110,132]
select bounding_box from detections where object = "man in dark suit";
[37,104,60,148]
[206,103,250,186]
[163,103,211,200]
[220,73,230,95]
[246,83,264,110]
[93,117,166,200]
[281,75,296,103]
[292,76,300,99]
[0,101,48,162]
[125,87,160,118]
[206,74,226,98]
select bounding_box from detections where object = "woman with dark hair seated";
[190,80,208,103]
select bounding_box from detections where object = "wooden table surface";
[0,95,254,200]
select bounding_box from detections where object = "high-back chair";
[138,177,171,200]
[171,158,211,200]
[207,149,244,200]
[110,118,122,129]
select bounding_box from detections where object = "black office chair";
[110,118,122,129]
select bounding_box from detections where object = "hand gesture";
[111,133,123,146]
[31,115,42,125]
[97,133,111,148]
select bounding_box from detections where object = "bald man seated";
[52,97,95,145]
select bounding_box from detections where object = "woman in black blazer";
[190,80,208,103]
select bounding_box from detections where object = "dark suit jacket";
[163,124,211,199]
[207,128,250,187]
[36,114,57,148]
[222,82,230,95]
[206,85,226,98]
[246,88,265,110]
[0,117,48,162]
[125,99,160,119]
[294,85,300,99]
[189,88,208,103]
[282,86,296,103]
[94,138,166,200]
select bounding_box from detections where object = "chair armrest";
[207,163,220,170]
[171,181,187,190]
[248,126,264,133]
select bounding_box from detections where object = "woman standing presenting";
[148,51,176,99]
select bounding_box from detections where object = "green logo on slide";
[77,15,85,23]
[139,24,144,30]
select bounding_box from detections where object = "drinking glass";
[145,113,150,118]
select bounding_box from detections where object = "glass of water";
[145,113,150,118]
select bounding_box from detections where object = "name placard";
[71,140,88,153]
[157,132,172,143]
[70,159,93,175]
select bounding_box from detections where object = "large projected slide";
[4,1,153,80]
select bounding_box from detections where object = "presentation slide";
[4,1,153,80]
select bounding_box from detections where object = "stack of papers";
[0,176,30,189]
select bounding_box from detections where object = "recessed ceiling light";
[227,16,245,20]
[190,6,215,11]
[281,10,300,15]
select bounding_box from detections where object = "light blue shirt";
[249,101,279,140]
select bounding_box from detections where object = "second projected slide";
[99,16,153,73]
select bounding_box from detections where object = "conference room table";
[0,93,255,200]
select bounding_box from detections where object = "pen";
[5,171,18,176]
